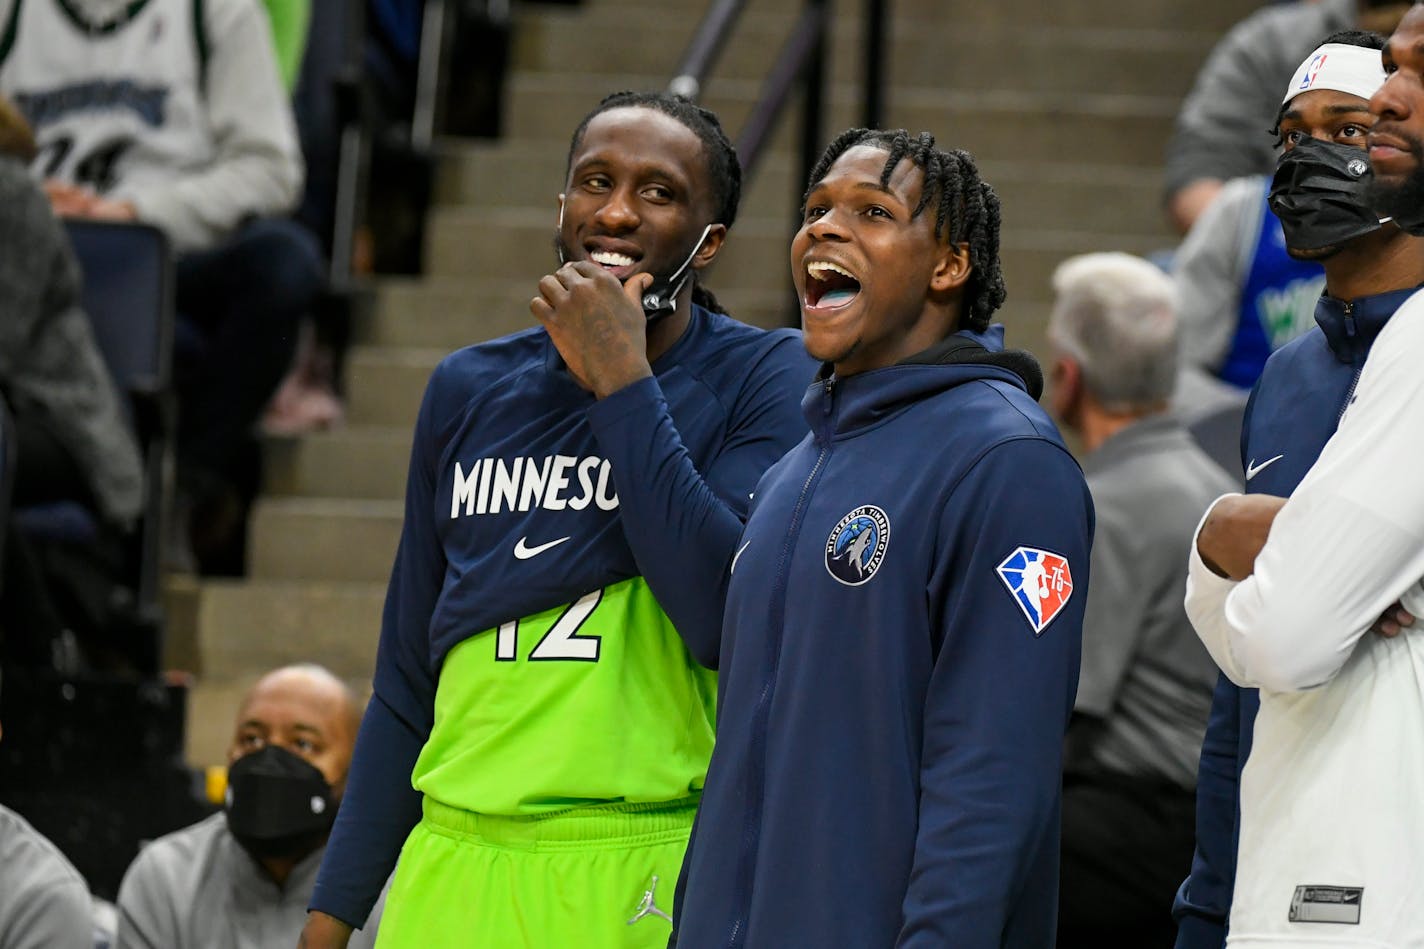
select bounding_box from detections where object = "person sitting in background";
[114,664,385,949]
[0,670,96,949]
[1163,0,1407,233]
[0,94,143,668]
[1045,252,1235,948]
[1172,174,1323,393]
[0,0,324,572]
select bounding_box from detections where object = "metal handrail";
[669,0,748,103]
[669,0,888,190]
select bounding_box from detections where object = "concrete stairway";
[173,0,1247,765]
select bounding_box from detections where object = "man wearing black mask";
[114,665,386,949]
[1173,29,1424,947]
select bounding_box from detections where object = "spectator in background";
[1046,253,1234,948]
[0,670,96,949]
[0,0,324,572]
[115,664,385,949]
[0,94,143,667]
[1163,0,1407,233]
[1172,172,1323,393]
[1171,30,1424,944]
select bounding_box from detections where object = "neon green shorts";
[374,796,697,948]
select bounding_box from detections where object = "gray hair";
[1047,252,1178,412]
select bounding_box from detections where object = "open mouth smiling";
[586,246,641,280]
[804,260,862,311]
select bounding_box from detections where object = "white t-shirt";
[1187,289,1424,946]
[0,0,302,252]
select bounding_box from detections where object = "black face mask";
[1268,137,1387,253]
[224,745,336,861]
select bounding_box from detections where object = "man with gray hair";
[1047,252,1235,948]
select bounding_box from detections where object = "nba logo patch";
[1300,53,1327,89]
[996,546,1074,635]
[825,505,890,586]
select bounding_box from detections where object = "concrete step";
[574,0,1244,32]
[512,11,1214,100]
[348,226,1161,432]
[167,576,383,766]
[433,140,1167,240]
[171,578,385,679]
[362,277,793,351]
[264,426,413,500]
[501,73,1178,170]
[247,497,403,582]
[343,345,445,426]
[423,205,1168,301]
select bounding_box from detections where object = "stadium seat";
[0,395,13,588]
[17,220,175,671]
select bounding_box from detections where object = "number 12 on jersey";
[495,589,604,662]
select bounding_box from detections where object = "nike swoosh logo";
[1245,454,1284,480]
[731,540,751,574]
[514,536,571,560]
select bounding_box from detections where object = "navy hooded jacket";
[672,327,1094,948]
[1172,285,1418,947]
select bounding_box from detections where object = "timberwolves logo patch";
[996,546,1074,635]
[825,505,890,586]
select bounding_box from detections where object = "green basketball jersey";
[412,576,717,815]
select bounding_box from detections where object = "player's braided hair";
[566,91,741,315]
[803,128,1006,331]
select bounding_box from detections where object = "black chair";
[16,220,176,670]
[0,394,14,588]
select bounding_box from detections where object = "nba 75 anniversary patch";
[996,546,1073,635]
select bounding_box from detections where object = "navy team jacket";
[1171,285,1418,948]
[308,306,816,928]
[672,327,1094,948]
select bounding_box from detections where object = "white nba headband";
[1283,43,1386,106]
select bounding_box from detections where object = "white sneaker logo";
[514,536,571,560]
[627,874,673,925]
[1245,454,1284,481]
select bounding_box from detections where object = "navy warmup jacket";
[673,327,1094,948]
[1172,285,1419,947]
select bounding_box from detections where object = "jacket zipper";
[1339,302,1362,426]
[726,377,835,948]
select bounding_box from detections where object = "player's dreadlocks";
[804,128,1007,331]
[566,91,741,315]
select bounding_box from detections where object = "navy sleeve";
[1171,673,1240,949]
[586,334,812,668]
[309,370,448,927]
[897,437,1092,948]
[1238,379,1261,474]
